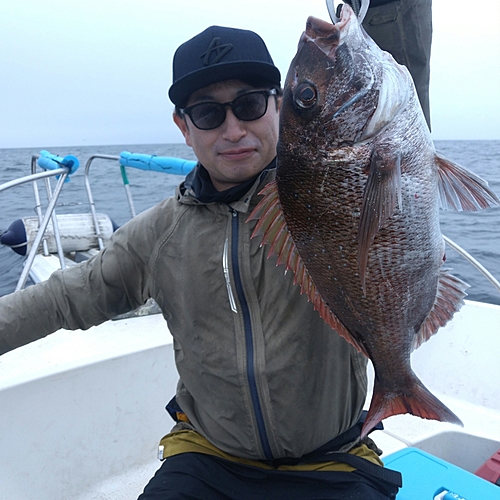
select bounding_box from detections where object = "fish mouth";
[299,17,342,59]
[299,2,355,59]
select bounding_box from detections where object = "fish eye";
[294,83,317,109]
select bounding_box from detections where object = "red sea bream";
[249,2,500,437]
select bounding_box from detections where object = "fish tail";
[361,377,463,439]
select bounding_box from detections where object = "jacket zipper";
[230,208,273,460]
[223,238,238,313]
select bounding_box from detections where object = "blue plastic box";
[383,447,500,499]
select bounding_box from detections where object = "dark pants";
[137,452,398,500]
[363,0,433,129]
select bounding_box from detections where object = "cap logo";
[201,37,233,66]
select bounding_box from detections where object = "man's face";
[174,79,280,191]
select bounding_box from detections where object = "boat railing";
[117,151,196,218]
[82,152,197,249]
[1,150,196,291]
[443,235,500,295]
[0,151,78,291]
[82,154,120,251]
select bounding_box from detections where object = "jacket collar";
[177,158,276,213]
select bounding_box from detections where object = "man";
[0,25,405,500]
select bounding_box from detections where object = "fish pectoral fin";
[357,150,402,289]
[248,180,369,357]
[436,153,500,211]
[413,268,469,350]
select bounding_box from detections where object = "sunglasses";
[179,89,278,130]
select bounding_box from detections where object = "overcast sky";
[1,0,499,149]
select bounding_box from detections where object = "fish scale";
[249,1,500,437]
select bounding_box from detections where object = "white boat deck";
[1,300,499,499]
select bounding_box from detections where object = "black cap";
[169,26,281,107]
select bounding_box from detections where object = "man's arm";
[0,219,153,356]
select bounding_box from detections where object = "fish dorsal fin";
[357,150,402,292]
[248,180,369,357]
[412,267,469,350]
[436,153,500,211]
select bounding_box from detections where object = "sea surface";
[0,141,499,305]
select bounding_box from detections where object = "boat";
[0,151,499,499]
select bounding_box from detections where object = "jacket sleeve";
[0,214,155,356]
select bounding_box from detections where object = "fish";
[248,0,500,438]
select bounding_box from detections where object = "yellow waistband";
[158,429,383,472]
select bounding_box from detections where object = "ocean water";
[0,141,499,305]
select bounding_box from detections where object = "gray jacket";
[0,166,367,461]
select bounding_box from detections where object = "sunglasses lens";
[185,91,273,130]
[233,93,267,121]
[190,103,225,130]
